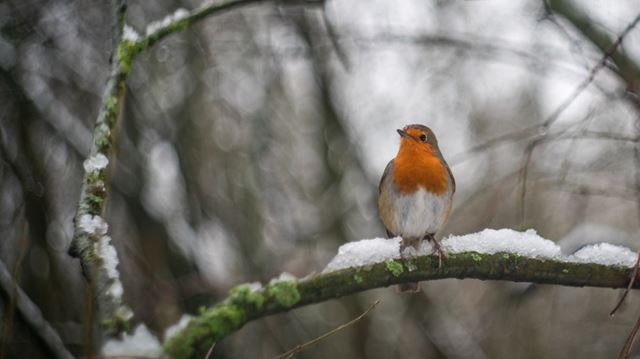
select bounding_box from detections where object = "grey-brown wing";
[378,159,394,194]
[445,161,455,194]
[378,159,396,238]
[433,146,455,194]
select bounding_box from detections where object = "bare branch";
[619,313,640,359]
[274,299,380,359]
[0,259,73,359]
[610,251,640,316]
[534,179,640,201]
[547,1,640,111]
[452,7,640,166]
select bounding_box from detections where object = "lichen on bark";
[163,250,638,359]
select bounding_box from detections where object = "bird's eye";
[419,134,427,142]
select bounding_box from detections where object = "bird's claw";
[430,238,447,268]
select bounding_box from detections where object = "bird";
[378,124,455,292]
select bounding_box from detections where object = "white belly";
[391,187,449,239]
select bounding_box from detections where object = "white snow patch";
[108,281,123,299]
[123,24,140,42]
[98,236,119,278]
[83,153,109,172]
[145,8,190,36]
[324,237,402,271]
[78,215,125,298]
[444,229,562,258]
[570,243,637,267]
[558,223,634,253]
[102,324,161,357]
[270,272,297,283]
[164,314,193,340]
[324,228,637,272]
[78,214,108,236]
[245,281,262,292]
[97,235,125,298]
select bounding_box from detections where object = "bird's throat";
[392,144,448,195]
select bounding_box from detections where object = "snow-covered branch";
[69,0,133,335]
[70,0,319,337]
[163,229,638,359]
[117,0,285,68]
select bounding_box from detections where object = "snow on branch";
[163,229,638,359]
[71,0,314,338]
[118,0,323,69]
[117,0,264,69]
[69,0,133,335]
[325,229,637,271]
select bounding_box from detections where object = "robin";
[378,124,455,292]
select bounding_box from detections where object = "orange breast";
[392,142,448,195]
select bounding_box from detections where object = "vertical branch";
[68,0,322,338]
[69,0,133,335]
[519,140,539,227]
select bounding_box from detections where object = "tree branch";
[163,248,637,359]
[547,0,640,111]
[0,259,73,359]
[275,299,380,359]
[451,5,640,166]
[70,0,321,337]
[119,0,322,64]
[69,0,133,336]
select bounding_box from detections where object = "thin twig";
[535,179,640,201]
[556,109,597,183]
[519,127,640,225]
[517,11,640,225]
[0,223,27,359]
[610,251,640,316]
[452,10,640,167]
[519,139,542,226]
[619,314,640,359]
[450,127,538,165]
[0,259,73,359]
[204,342,216,359]
[321,4,350,70]
[543,10,640,126]
[274,300,380,359]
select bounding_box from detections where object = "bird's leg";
[400,237,419,259]
[399,238,408,261]
[424,233,447,268]
[396,237,421,292]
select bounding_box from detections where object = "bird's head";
[396,124,439,153]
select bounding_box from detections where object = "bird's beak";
[397,129,409,138]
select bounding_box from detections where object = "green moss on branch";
[164,251,638,358]
[72,0,285,339]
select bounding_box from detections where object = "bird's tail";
[396,282,420,293]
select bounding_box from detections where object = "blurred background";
[2,0,640,358]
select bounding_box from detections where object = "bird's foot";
[399,240,405,259]
[426,235,447,268]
